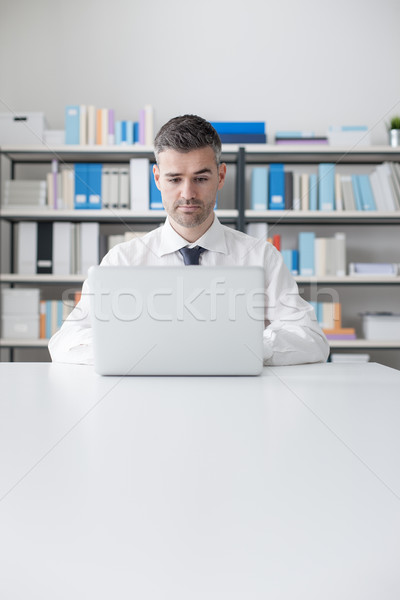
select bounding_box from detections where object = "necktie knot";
[179,246,205,265]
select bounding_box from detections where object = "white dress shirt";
[49,216,330,366]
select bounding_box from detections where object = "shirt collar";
[157,215,228,257]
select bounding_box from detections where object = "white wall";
[1,0,400,141]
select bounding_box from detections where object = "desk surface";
[0,362,399,599]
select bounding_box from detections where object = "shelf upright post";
[236,147,246,232]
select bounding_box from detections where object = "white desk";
[0,362,399,599]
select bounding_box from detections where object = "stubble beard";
[169,200,214,229]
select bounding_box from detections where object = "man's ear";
[153,164,161,190]
[218,163,227,190]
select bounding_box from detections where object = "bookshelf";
[243,145,400,370]
[1,144,400,368]
[0,144,242,361]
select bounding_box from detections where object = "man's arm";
[48,278,94,364]
[48,243,125,365]
[262,245,330,366]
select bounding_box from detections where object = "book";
[251,167,268,210]
[74,163,102,209]
[78,222,99,276]
[292,173,301,210]
[376,164,397,211]
[300,173,309,211]
[324,329,357,340]
[51,159,58,210]
[149,163,163,210]
[96,109,102,145]
[246,222,268,240]
[318,163,335,210]
[330,353,370,363]
[211,122,265,134]
[269,164,285,210]
[284,171,293,210]
[334,232,346,277]
[130,158,150,210]
[299,231,315,276]
[349,263,398,275]
[36,222,53,274]
[281,249,293,272]
[65,105,80,144]
[119,166,130,208]
[335,173,343,211]
[357,174,376,210]
[79,105,87,145]
[309,174,317,211]
[275,132,328,145]
[109,166,119,208]
[314,237,327,277]
[53,222,72,275]
[275,131,316,138]
[87,105,96,145]
[108,109,115,145]
[272,234,281,251]
[341,175,356,211]
[87,164,102,209]
[3,180,47,207]
[101,165,111,209]
[74,163,88,208]
[14,222,37,274]
[351,175,363,211]
[219,133,267,143]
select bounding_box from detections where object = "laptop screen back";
[88,266,265,376]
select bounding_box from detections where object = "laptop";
[88,266,265,376]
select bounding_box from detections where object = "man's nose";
[180,179,196,200]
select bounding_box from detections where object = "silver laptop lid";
[88,266,265,376]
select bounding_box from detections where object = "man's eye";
[195,177,208,183]
[168,178,180,183]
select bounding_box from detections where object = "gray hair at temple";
[153,115,222,166]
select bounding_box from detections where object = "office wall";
[1,0,400,140]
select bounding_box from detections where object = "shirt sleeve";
[48,246,122,365]
[262,245,330,366]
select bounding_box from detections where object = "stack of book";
[245,228,347,277]
[250,162,400,212]
[349,263,398,276]
[3,180,47,207]
[1,288,40,339]
[40,293,80,339]
[291,231,346,277]
[274,131,328,145]
[65,104,154,146]
[210,122,267,144]
[43,159,164,211]
[309,301,356,340]
[104,231,149,253]
[330,353,370,363]
[13,222,99,276]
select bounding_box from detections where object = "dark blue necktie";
[179,246,205,265]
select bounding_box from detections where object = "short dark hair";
[154,114,222,165]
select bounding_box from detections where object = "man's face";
[153,147,226,233]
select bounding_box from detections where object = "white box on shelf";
[1,315,39,339]
[327,127,371,147]
[0,112,46,145]
[361,313,400,340]
[43,130,65,145]
[1,288,40,315]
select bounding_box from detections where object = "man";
[49,114,329,365]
